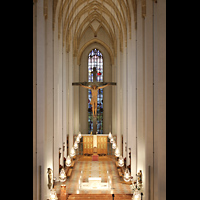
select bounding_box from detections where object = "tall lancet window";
[88,49,103,134]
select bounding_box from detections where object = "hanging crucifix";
[72,67,116,118]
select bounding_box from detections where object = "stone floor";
[54,155,133,195]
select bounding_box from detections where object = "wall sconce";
[125,142,127,152]
[115,147,120,157]
[112,141,116,149]
[118,156,124,167]
[110,137,114,143]
[132,188,141,200]
[70,146,76,157]
[49,188,58,200]
[76,136,80,143]
[78,131,82,139]
[59,168,66,182]
[66,155,72,167]
[47,168,53,189]
[74,141,78,149]
[123,168,131,182]
[108,132,112,139]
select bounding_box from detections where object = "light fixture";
[112,141,116,149]
[49,188,58,200]
[74,141,78,149]
[66,155,71,167]
[59,168,66,182]
[123,168,131,182]
[132,188,141,200]
[115,147,120,157]
[108,132,112,139]
[118,156,124,167]
[78,131,82,138]
[70,146,76,157]
[76,136,80,143]
[110,137,114,144]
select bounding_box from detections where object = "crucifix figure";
[72,67,116,118]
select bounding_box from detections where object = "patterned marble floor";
[54,156,133,195]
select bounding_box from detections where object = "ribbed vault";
[53,0,135,60]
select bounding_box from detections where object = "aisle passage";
[54,156,132,195]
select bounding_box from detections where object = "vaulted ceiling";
[52,0,137,59]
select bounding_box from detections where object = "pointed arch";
[77,39,114,65]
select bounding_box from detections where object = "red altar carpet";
[92,155,99,161]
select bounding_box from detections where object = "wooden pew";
[70,160,75,168]
[67,168,72,178]
[118,168,123,177]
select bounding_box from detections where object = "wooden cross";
[72,67,116,133]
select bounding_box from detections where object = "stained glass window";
[88,49,103,134]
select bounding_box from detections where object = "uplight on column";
[49,188,58,200]
[132,188,141,200]
[123,168,131,182]
[76,136,80,143]
[78,131,82,139]
[118,156,124,167]
[66,155,71,167]
[74,141,78,149]
[108,132,112,139]
[115,147,120,157]
[110,137,114,144]
[70,146,76,157]
[112,142,116,149]
[59,168,66,182]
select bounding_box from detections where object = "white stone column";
[33,2,37,200]
[65,52,70,156]
[68,43,74,151]
[36,1,48,199]
[136,0,145,179]
[127,26,137,178]
[111,64,116,136]
[103,50,112,134]
[73,57,79,135]
[116,38,122,155]
[153,1,166,200]
[63,44,67,159]
[53,20,63,180]
[122,46,128,164]
[144,1,154,200]
[45,0,54,197]
[79,47,88,134]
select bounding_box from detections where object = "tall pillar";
[63,43,68,159]
[36,1,48,199]
[153,1,166,200]
[144,1,154,199]
[73,58,79,135]
[68,45,74,151]
[45,0,54,197]
[116,40,122,154]
[33,1,37,200]
[136,0,145,178]
[112,64,116,136]
[53,20,63,180]
[127,26,137,178]
[122,46,128,163]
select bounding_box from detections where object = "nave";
[53,155,133,199]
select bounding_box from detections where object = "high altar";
[82,134,108,155]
